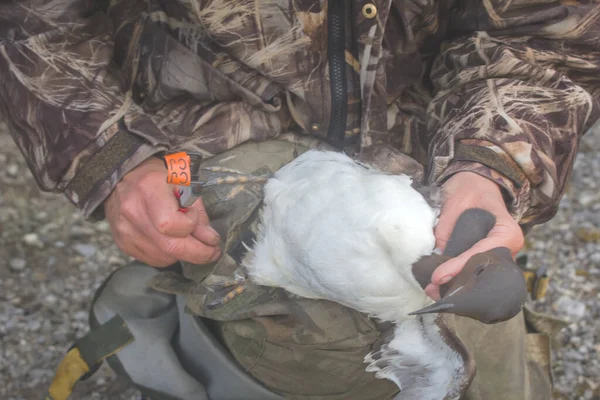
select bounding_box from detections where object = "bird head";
[409,247,528,324]
[410,208,528,324]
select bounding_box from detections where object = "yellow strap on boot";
[516,252,549,301]
[44,314,134,400]
[44,348,90,400]
[523,270,550,300]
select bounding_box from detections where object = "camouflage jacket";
[1,0,599,228]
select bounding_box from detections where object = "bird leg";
[199,175,269,187]
[215,184,247,203]
[199,166,250,174]
[197,166,269,186]
[193,166,270,200]
[205,277,248,310]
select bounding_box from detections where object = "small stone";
[38,222,58,235]
[31,269,47,282]
[69,225,95,238]
[559,196,571,209]
[73,243,97,257]
[6,163,19,177]
[22,233,43,248]
[553,296,587,323]
[108,256,126,266]
[44,294,58,306]
[73,311,88,321]
[52,329,69,343]
[28,320,41,332]
[34,211,48,221]
[46,256,56,268]
[54,241,65,248]
[578,193,600,207]
[564,350,586,361]
[8,258,26,272]
[28,368,53,381]
[0,206,18,222]
[95,221,110,233]
[590,252,600,265]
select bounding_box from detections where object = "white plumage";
[243,149,468,399]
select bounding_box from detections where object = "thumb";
[425,234,510,300]
[430,223,523,286]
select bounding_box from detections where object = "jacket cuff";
[64,123,166,221]
[430,139,531,222]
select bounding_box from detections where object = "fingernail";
[439,275,452,285]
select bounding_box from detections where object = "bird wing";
[365,315,475,400]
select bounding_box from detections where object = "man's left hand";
[425,171,525,300]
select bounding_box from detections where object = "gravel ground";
[1,119,599,400]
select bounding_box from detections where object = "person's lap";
[142,136,554,399]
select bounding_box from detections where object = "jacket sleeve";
[0,1,288,221]
[0,1,167,219]
[426,2,600,227]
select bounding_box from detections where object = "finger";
[136,194,221,264]
[158,235,222,265]
[424,284,441,301]
[128,241,178,268]
[188,198,221,246]
[193,225,222,247]
[144,186,198,237]
[137,215,221,265]
[112,221,178,267]
[433,211,460,252]
[430,230,519,286]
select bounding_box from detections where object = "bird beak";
[408,285,465,316]
[408,301,456,316]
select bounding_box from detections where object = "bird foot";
[205,278,248,309]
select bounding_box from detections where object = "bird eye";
[475,266,485,276]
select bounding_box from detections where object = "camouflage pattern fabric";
[145,137,556,400]
[0,0,599,230]
[0,1,586,398]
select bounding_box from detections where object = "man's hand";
[104,157,221,267]
[425,172,524,300]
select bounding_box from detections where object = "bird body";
[245,150,437,322]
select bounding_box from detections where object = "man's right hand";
[104,157,221,267]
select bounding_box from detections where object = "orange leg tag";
[164,152,191,186]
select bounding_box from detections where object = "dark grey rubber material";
[90,263,282,400]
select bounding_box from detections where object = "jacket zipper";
[327,0,348,143]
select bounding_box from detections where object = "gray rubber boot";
[91,263,209,400]
[91,262,283,400]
